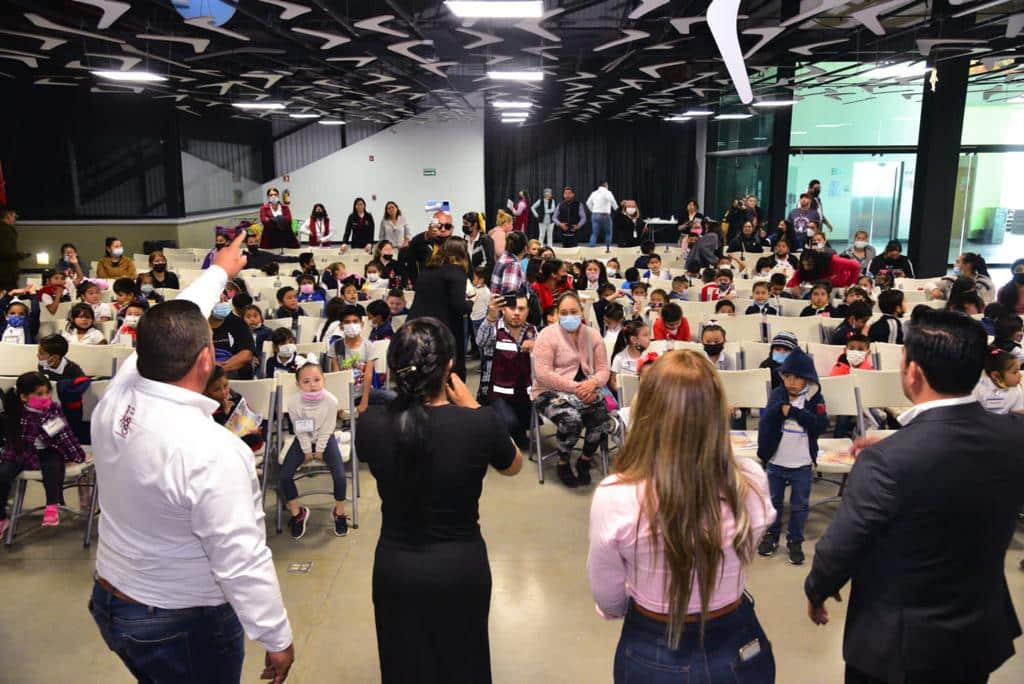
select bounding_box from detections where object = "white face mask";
[625,207,636,216]
[853,240,869,249]
[123,314,141,328]
[606,268,617,277]
[278,343,297,358]
[367,273,380,283]
[846,349,868,367]
[342,322,362,338]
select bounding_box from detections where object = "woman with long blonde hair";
[587,350,776,682]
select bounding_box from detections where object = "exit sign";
[423,168,436,176]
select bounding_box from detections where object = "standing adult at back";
[586,181,618,250]
[805,308,1024,684]
[88,231,294,683]
[408,236,474,379]
[0,208,19,290]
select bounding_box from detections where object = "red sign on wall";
[369,155,374,162]
[283,174,290,182]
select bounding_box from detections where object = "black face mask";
[381,253,393,261]
[703,342,724,357]
[152,263,166,273]
[313,211,325,219]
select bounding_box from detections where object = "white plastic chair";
[619,373,639,408]
[764,315,824,344]
[739,341,771,370]
[872,342,904,371]
[298,301,324,318]
[707,315,765,344]
[65,345,122,378]
[805,342,846,380]
[717,368,771,410]
[230,378,278,509]
[852,369,910,434]
[0,344,40,376]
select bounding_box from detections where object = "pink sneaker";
[42,505,59,527]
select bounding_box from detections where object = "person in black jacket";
[462,211,495,273]
[342,197,375,249]
[407,237,474,380]
[804,308,1024,684]
[867,239,915,279]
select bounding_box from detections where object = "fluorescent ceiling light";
[289,113,320,119]
[494,101,533,109]
[501,114,529,120]
[752,99,796,108]
[815,123,846,128]
[318,120,347,125]
[90,70,167,82]
[683,109,713,116]
[232,102,286,110]
[487,70,544,81]
[714,113,752,120]
[665,116,692,122]
[791,130,807,135]
[861,61,928,81]
[445,1,542,18]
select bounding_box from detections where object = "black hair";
[299,252,314,266]
[603,302,625,322]
[769,272,787,287]
[352,197,367,214]
[340,304,363,321]
[949,292,984,315]
[525,257,543,284]
[113,277,136,295]
[672,275,688,286]
[538,259,562,284]
[104,236,120,251]
[317,297,349,341]
[473,266,490,282]
[297,274,316,284]
[640,241,655,255]
[271,326,296,346]
[243,304,263,319]
[797,250,833,281]
[846,301,873,322]
[649,288,668,302]
[136,300,212,383]
[904,308,987,395]
[751,280,769,292]
[612,318,648,360]
[386,318,454,536]
[387,288,405,299]
[39,333,68,357]
[310,203,328,219]
[647,253,661,263]
[994,315,1023,341]
[204,365,226,392]
[878,289,904,315]
[983,302,1007,321]
[261,262,280,277]
[661,302,683,324]
[505,230,528,256]
[846,332,869,346]
[960,252,989,277]
[715,299,735,313]
[630,281,648,294]
[809,179,821,187]
[576,259,608,290]
[367,299,390,319]
[624,267,640,282]
[66,303,96,333]
[59,242,77,255]
[844,286,874,306]
[985,348,1019,378]
[716,268,734,281]
[276,286,295,303]
[598,282,616,296]
[542,304,557,321]
[232,293,253,310]
[3,372,51,453]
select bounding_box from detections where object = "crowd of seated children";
[830,333,874,439]
[37,334,92,444]
[714,299,736,316]
[653,303,691,343]
[592,283,618,334]
[757,348,828,566]
[700,322,733,371]
[604,257,620,279]
[204,366,266,453]
[745,281,779,316]
[38,270,71,316]
[974,348,1024,415]
[800,282,837,317]
[244,304,273,351]
[281,361,349,540]
[2,299,32,344]
[669,275,689,302]
[78,281,113,322]
[601,303,625,348]
[275,286,301,322]
[386,289,408,317]
[992,314,1024,362]
[366,300,394,342]
[759,331,799,389]
[327,305,394,413]
[642,254,670,281]
[868,290,905,344]
[0,371,87,535]
[633,241,656,270]
[609,319,650,394]
[980,303,1006,336]
[265,328,299,378]
[700,268,735,302]
[829,301,872,345]
[111,302,145,347]
[63,303,106,346]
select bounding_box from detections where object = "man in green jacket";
[0,208,18,290]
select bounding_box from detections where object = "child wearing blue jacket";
[756,348,827,566]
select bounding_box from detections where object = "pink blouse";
[587,457,774,619]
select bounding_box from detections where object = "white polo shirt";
[92,265,292,653]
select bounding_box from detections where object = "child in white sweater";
[974,349,1024,415]
[280,362,349,539]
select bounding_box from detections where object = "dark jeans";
[614,596,774,683]
[845,665,988,684]
[89,580,244,684]
[490,396,531,449]
[766,463,812,543]
[0,450,65,518]
[834,415,857,439]
[279,434,346,503]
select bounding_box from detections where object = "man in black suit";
[805,308,1024,684]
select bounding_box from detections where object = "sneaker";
[576,457,593,486]
[333,513,349,537]
[787,541,805,566]
[42,505,59,527]
[757,533,779,557]
[556,461,578,488]
[289,506,309,540]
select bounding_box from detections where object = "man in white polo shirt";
[88,231,294,683]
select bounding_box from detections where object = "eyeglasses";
[437,223,454,230]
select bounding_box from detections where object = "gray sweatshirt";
[287,390,338,453]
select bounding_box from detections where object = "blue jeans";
[766,463,812,543]
[614,596,774,683]
[590,212,613,247]
[89,580,244,684]
[280,433,346,502]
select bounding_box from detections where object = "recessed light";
[487,70,544,81]
[501,115,529,120]
[445,1,542,18]
[494,101,533,109]
[664,116,692,122]
[814,123,846,128]
[714,113,752,120]
[232,102,287,110]
[318,120,347,125]
[862,61,928,80]
[90,70,167,83]
[289,113,320,119]
[683,109,713,116]
[752,100,796,108]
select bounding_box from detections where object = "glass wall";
[706,154,771,223]
[949,151,1024,264]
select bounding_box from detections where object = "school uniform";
[868,314,903,345]
[829,321,861,345]
[973,375,1024,414]
[39,356,92,444]
[800,304,838,318]
[745,302,779,316]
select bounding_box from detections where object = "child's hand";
[781,404,790,417]
[304,452,314,464]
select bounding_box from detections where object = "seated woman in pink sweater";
[531,291,615,488]
[587,350,776,683]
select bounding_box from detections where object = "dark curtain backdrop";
[484,119,697,232]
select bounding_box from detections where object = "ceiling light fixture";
[1010,96,1024,104]
[683,109,713,116]
[501,114,529,120]
[90,70,167,82]
[487,70,544,81]
[232,102,287,110]
[714,113,753,120]
[861,61,928,81]
[664,116,692,122]
[815,123,846,128]
[494,101,533,109]
[752,99,796,108]
[289,113,320,119]
[318,120,347,125]
[791,130,807,135]
[445,1,543,18]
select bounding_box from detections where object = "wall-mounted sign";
[423,168,436,176]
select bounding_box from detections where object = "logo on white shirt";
[117,404,136,438]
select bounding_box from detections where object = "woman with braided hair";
[356,318,523,683]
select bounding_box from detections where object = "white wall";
[182,151,264,214]
[262,112,485,236]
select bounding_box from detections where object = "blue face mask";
[211,302,232,319]
[772,351,790,364]
[952,267,961,277]
[6,314,25,328]
[559,314,581,332]
[140,284,154,295]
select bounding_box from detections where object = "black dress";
[356,405,516,684]
[407,264,474,379]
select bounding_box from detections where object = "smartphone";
[503,293,517,308]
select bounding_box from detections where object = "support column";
[908,56,969,276]
[768,67,794,222]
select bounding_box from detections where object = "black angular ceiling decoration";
[0,0,1019,129]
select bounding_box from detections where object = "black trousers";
[0,450,66,518]
[846,665,988,684]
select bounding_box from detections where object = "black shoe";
[576,457,593,486]
[787,540,805,565]
[289,506,309,540]
[333,513,349,537]
[757,533,779,557]
[556,461,578,488]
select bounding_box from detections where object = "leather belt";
[634,595,744,624]
[95,576,142,605]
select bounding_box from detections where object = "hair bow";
[298,353,320,367]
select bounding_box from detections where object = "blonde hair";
[612,350,756,647]
[496,209,513,226]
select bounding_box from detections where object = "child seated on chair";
[642,254,670,281]
[592,283,618,335]
[136,272,165,306]
[609,319,650,394]
[653,303,691,343]
[757,349,827,566]
[2,299,31,345]
[340,280,368,313]
[204,366,265,452]
[714,299,736,316]
[386,289,408,317]
[111,278,138,315]
[800,282,838,318]
[669,275,690,302]
[992,315,1024,363]
[38,269,72,315]
[111,302,144,347]
[79,281,113,322]
[328,305,394,412]
[830,333,874,438]
[769,272,792,300]
[366,300,394,342]
[244,304,273,351]
[829,301,872,345]
[275,286,302,322]
[63,303,106,346]
[868,289,905,345]
[0,371,87,536]
[265,327,299,378]
[281,361,348,540]
[37,334,92,444]
[700,268,735,302]
[296,274,326,304]
[746,281,779,316]
[602,302,625,348]
[974,348,1024,415]
[700,322,734,371]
